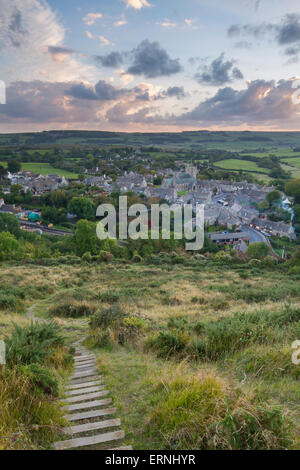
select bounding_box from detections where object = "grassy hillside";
[1,260,299,450]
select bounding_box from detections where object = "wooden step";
[53,430,125,450]
[66,380,102,390]
[64,390,109,404]
[66,385,105,396]
[74,366,95,373]
[75,361,95,368]
[69,375,102,385]
[75,355,94,361]
[63,397,111,412]
[64,418,121,435]
[71,370,98,379]
[65,407,117,422]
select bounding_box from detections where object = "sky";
[1,0,300,132]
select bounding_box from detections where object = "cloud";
[194,54,244,86]
[234,40,252,49]
[227,14,300,60]
[127,39,182,78]
[86,31,93,39]
[48,46,75,63]
[156,19,177,28]
[66,80,128,101]
[83,12,103,26]
[154,86,187,100]
[0,0,96,84]
[276,14,300,45]
[184,18,197,28]
[122,0,152,10]
[179,79,299,126]
[227,23,273,39]
[0,79,158,131]
[95,52,124,68]
[98,36,114,47]
[114,15,127,27]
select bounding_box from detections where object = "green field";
[214,159,269,173]
[281,157,300,168]
[280,163,300,179]
[0,162,78,179]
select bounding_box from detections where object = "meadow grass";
[1,261,299,449]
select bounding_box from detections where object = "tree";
[0,213,21,237]
[74,219,101,256]
[7,160,22,173]
[266,190,281,205]
[0,165,7,180]
[247,242,270,260]
[67,197,95,220]
[42,206,67,225]
[285,179,300,204]
[0,232,24,261]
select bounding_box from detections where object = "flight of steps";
[53,345,132,451]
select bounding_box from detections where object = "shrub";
[49,299,97,318]
[81,251,92,262]
[97,251,114,262]
[191,297,207,305]
[89,305,126,329]
[145,331,189,358]
[19,364,59,396]
[5,322,65,366]
[248,259,262,267]
[132,252,143,263]
[148,369,291,450]
[167,316,189,330]
[215,407,290,450]
[247,242,270,260]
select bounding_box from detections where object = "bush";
[0,367,65,449]
[194,306,300,360]
[49,299,97,318]
[132,252,143,263]
[215,407,290,450]
[81,251,92,262]
[97,251,114,262]
[5,322,65,366]
[19,364,59,396]
[89,305,126,329]
[247,242,270,260]
[145,331,189,358]
[149,369,291,450]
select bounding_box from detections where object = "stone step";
[64,390,109,404]
[66,385,105,396]
[63,397,111,412]
[64,418,121,436]
[65,407,117,422]
[66,380,102,390]
[53,430,125,450]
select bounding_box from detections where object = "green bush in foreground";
[5,321,65,366]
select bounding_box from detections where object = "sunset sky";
[1,0,300,132]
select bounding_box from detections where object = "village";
[0,160,296,251]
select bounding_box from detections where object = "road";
[241,224,274,253]
[20,220,73,237]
